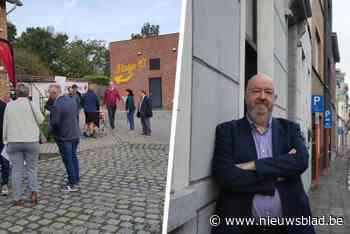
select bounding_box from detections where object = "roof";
[110,32,179,45]
[6,0,23,6]
[16,75,86,83]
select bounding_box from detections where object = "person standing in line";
[125,89,136,131]
[103,81,121,129]
[71,84,83,124]
[0,92,9,196]
[3,83,44,207]
[137,90,153,136]
[82,84,100,137]
[48,84,81,192]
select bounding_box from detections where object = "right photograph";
[165,0,349,233]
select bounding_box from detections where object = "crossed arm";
[212,123,309,195]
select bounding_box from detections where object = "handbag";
[28,100,47,144]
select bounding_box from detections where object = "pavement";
[0,125,169,233]
[309,153,350,234]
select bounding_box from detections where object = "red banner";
[0,39,16,86]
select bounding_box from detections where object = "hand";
[236,161,256,170]
[288,148,297,155]
[277,177,285,182]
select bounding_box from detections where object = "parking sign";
[312,95,323,113]
[324,110,332,129]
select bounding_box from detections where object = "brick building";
[0,0,23,98]
[109,33,178,111]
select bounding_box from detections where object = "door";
[149,77,162,109]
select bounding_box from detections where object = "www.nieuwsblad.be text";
[209,215,344,227]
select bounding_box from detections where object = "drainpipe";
[288,24,298,122]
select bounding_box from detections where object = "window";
[149,58,160,70]
[314,30,321,74]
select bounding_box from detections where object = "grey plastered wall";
[168,0,242,233]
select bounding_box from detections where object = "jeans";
[0,143,9,186]
[107,106,116,129]
[56,139,80,186]
[127,111,135,130]
[7,142,39,201]
[141,117,151,135]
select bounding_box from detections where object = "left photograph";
[0,0,181,233]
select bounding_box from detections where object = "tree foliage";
[16,27,69,75]
[131,22,160,39]
[12,26,110,78]
[13,46,52,76]
[7,22,17,43]
[58,39,109,78]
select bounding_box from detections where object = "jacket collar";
[239,116,281,159]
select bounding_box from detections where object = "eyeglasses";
[247,88,274,97]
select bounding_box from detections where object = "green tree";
[58,39,93,78]
[13,46,52,76]
[85,40,109,76]
[7,22,17,43]
[57,39,109,78]
[131,22,160,39]
[16,27,68,75]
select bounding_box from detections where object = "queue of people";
[0,81,153,207]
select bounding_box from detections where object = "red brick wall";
[109,33,178,110]
[0,0,7,39]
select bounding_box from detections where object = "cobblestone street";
[0,130,169,234]
[309,154,350,234]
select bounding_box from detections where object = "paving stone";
[0,223,12,229]
[70,219,85,226]
[65,212,79,218]
[87,230,100,234]
[26,223,40,230]
[77,214,90,221]
[7,226,23,233]
[119,228,134,234]
[56,217,70,223]
[50,222,65,229]
[38,219,52,226]
[15,219,28,226]
[102,225,119,232]
[0,129,167,233]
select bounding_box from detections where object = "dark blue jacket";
[138,96,152,118]
[83,90,100,112]
[211,117,315,234]
[0,100,6,144]
[48,95,80,142]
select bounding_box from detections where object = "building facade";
[310,0,326,184]
[109,33,178,111]
[167,0,313,233]
[336,69,349,154]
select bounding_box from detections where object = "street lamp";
[6,0,23,15]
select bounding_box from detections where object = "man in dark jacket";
[137,90,153,136]
[211,74,315,234]
[48,84,81,192]
[0,95,9,196]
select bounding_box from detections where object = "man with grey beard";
[211,74,315,234]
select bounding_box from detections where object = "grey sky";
[333,0,349,83]
[6,0,181,43]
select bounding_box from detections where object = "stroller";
[97,110,107,136]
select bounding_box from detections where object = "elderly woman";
[3,83,44,207]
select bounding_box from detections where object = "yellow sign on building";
[113,57,146,84]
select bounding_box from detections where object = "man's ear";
[274,94,278,101]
